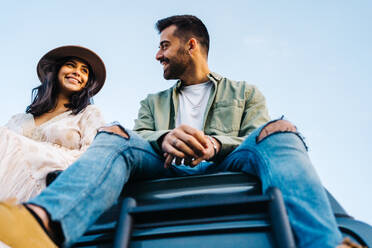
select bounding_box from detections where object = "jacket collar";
[175,72,223,92]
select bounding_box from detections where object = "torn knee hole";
[98,125,129,139]
[257,120,297,143]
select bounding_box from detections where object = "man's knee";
[257,119,297,143]
[98,125,129,139]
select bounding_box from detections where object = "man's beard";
[163,48,189,80]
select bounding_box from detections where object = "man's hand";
[161,125,220,168]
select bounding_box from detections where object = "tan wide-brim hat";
[37,45,106,96]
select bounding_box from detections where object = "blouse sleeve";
[4,113,27,134]
[78,105,105,152]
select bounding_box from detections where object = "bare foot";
[337,237,365,248]
[27,204,53,235]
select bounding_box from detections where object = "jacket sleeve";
[212,86,270,161]
[133,97,169,153]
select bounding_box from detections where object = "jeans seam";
[61,142,165,246]
[54,144,127,221]
[97,130,130,140]
[56,142,163,222]
[226,146,274,188]
[257,131,308,151]
[127,146,164,178]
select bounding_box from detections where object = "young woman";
[0,45,106,202]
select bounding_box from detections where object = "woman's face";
[57,58,89,96]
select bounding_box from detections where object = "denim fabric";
[204,124,342,247]
[29,124,342,248]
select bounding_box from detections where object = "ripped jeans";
[29,121,342,248]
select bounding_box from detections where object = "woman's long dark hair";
[26,57,96,116]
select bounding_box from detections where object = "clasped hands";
[161,125,220,168]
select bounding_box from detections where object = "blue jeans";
[29,123,342,247]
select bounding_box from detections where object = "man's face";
[155,25,190,80]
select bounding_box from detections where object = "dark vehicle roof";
[72,172,372,247]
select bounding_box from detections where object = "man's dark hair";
[26,57,95,116]
[156,15,210,55]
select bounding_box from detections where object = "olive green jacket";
[133,72,270,161]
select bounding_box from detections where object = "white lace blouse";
[0,105,105,202]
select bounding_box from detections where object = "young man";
[0,15,358,248]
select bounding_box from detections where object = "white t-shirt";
[176,81,213,130]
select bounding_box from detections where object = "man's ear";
[187,38,198,54]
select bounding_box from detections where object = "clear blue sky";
[1,1,371,225]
